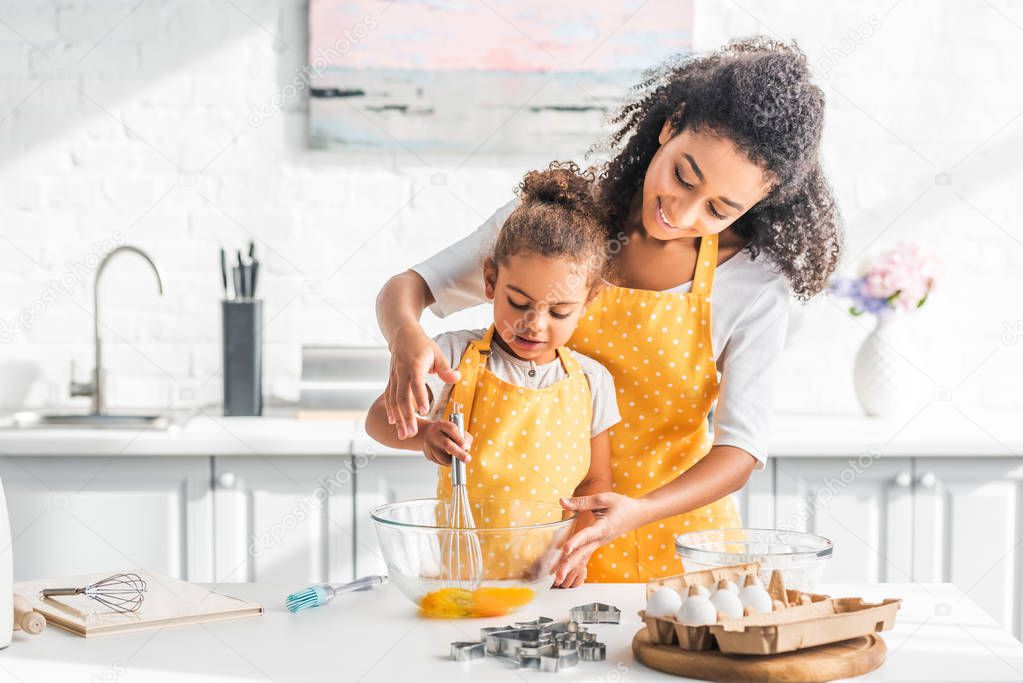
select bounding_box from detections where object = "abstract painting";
[307,0,693,160]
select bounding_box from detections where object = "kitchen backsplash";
[1,0,1020,418]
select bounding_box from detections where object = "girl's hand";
[558,493,645,570]
[421,420,473,466]
[385,322,460,439]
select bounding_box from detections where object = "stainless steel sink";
[5,412,171,430]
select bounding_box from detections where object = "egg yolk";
[419,586,536,618]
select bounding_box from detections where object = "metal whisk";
[42,572,148,614]
[441,405,483,590]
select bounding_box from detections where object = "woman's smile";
[655,196,698,235]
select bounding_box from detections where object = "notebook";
[15,570,263,638]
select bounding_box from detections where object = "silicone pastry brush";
[286,575,388,613]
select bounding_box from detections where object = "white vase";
[853,314,920,417]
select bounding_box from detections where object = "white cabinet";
[912,458,1023,636]
[734,460,775,529]
[0,456,212,582]
[353,455,438,577]
[773,457,915,584]
[212,456,355,584]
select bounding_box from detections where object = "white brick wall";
[0,0,1020,419]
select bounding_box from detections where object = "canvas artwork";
[307,0,694,160]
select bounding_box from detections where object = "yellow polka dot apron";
[436,325,592,579]
[569,234,741,582]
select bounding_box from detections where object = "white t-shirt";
[424,328,621,438]
[411,199,791,468]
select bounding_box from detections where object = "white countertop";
[0,403,1018,458]
[2,581,1021,682]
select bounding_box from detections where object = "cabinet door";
[913,458,1023,636]
[212,456,354,584]
[0,456,213,581]
[354,456,439,577]
[773,457,914,583]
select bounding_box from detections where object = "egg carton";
[640,562,898,655]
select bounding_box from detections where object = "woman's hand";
[558,493,646,570]
[551,548,590,588]
[421,420,473,466]
[385,322,460,439]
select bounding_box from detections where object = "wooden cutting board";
[632,627,887,682]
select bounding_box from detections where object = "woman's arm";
[635,445,756,526]
[375,198,518,439]
[558,445,757,568]
[375,271,460,439]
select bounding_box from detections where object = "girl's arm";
[365,392,473,465]
[570,429,613,525]
[365,393,426,451]
[552,429,612,588]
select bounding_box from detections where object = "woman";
[375,37,842,584]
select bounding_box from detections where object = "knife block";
[222,300,263,417]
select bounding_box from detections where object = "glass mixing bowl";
[675,528,833,591]
[370,497,576,618]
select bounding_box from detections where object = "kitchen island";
[2,582,1021,681]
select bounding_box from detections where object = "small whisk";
[42,572,148,614]
[441,404,483,590]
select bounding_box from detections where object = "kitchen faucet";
[70,246,164,415]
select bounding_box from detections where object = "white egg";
[738,576,774,614]
[689,584,711,598]
[646,587,683,618]
[710,587,744,619]
[676,595,717,626]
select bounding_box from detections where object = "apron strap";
[448,325,495,424]
[556,345,583,379]
[692,235,719,296]
[448,324,583,422]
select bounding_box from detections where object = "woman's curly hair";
[596,36,842,300]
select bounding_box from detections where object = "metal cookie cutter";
[540,645,579,672]
[517,642,580,672]
[569,602,622,624]
[484,627,551,657]
[450,642,485,661]
[579,641,607,662]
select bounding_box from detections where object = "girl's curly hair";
[596,36,842,300]
[493,161,610,290]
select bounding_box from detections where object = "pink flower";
[857,242,941,312]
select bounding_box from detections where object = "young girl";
[376,37,843,584]
[365,163,621,588]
